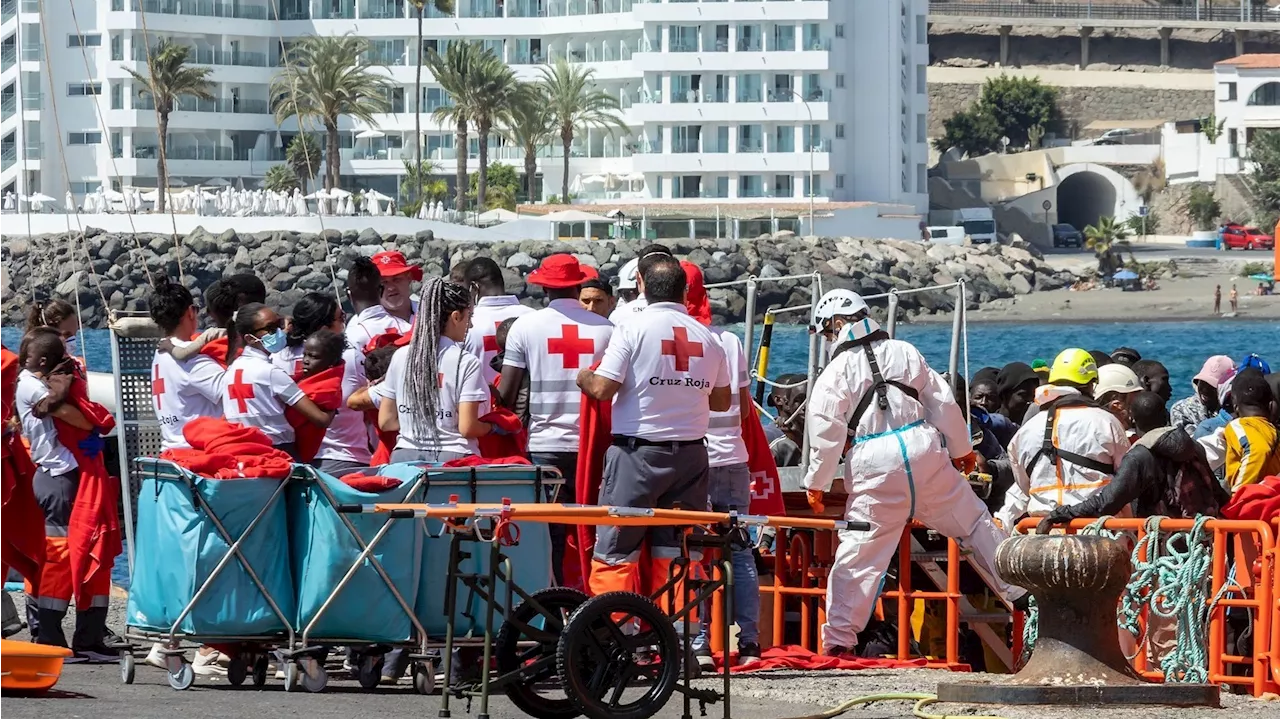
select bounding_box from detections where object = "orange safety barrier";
[744,521,974,670]
[1014,516,1280,698]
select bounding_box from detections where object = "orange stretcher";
[334,500,870,533]
[1,638,74,693]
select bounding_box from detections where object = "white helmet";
[617,258,640,290]
[811,289,869,332]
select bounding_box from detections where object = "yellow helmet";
[1048,348,1099,386]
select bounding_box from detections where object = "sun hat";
[1192,355,1236,389]
[526,254,595,289]
[370,250,423,281]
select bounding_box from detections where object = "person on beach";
[1230,284,1239,313]
[463,257,535,386]
[800,288,1024,658]
[1171,355,1236,437]
[1214,285,1222,315]
[345,252,419,350]
[996,349,1130,530]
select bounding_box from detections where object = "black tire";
[252,654,268,688]
[556,592,680,719]
[227,656,247,687]
[412,661,435,695]
[358,653,384,690]
[496,587,590,719]
[120,652,135,684]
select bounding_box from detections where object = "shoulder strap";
[1026,398,1115,477]
[845,340,920,434]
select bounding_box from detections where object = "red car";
[1222,224,1275,251]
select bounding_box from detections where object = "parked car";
[1222,225,1275,251]
[1052,223,1084,248]
[1092,128,1137,146]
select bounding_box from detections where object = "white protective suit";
[994,387,1130,531]
[802,332,1025,651]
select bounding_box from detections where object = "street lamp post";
[781,87,815,236]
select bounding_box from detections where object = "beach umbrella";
[1112,269,1139,281]
[64,191,75,211]
[3,192,14,210]
[344,195,356,215]
[1248,273,1274,283]
[355,129,385,139]
[168,178,188,187]
[368,197,381,216]
[304,189,331,200]
[205,177,232,187]
[417,200,429,220]
[364,189,393,203]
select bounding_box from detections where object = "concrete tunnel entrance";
[1056,170,1117,233]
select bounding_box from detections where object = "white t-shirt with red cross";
[271,344,306,378]
[315,346,373,464]
[345,304,413,353]
[608,296,647,326]
[464,295,535,385]
[503,298,614,452]
[379,337,489,456]
[15,370,78,475]
[152,338,226,451]
[219,346,307,445]
[596,302,731,442]
[706,327,750,467]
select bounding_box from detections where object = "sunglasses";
[251,319,283,335]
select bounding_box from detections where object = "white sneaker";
[145,643,168,670]
[192,650,228,676]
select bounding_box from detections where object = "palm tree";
[399,157,437,215]
[467,58,517,209]
[264,164,300,192]
[285,133,322,195]
[1084,216,1131,276]
[501,82,553,203]
[424,42,484,211]
[124,39,214,213]
[540,58,627,202]
[407,0,455,208]
[271,34,393,191]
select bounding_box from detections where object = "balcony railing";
[135,95,270,114]
[22,92,39,109]
[361,1,404,17]
[928,1,1279,24]
[1,0,14,22]
[133,145,284,161]
[1,95,13,120]
[18,0,35,12]
[738,140,763,153]
[125,0,270,19]
[1,46,14,70]
[736,89,762,103]
[20,46,40,61]
[133,45,268,67]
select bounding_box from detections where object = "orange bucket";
[1,638,73,692]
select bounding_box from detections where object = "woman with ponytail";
[373,278,493,462]
[27,300,81,364]
[274,293,344,377]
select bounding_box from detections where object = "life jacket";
[1025,395,1116,478]
[829,331,920,436]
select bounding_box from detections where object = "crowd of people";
[2,245,1278,676]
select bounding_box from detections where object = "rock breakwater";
[1,226,1076,328]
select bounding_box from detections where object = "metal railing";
[132,45,268,67]
[1,0,14,22]
[125,0,270,19]
[135,95,270,114]
[928,0,1279,24]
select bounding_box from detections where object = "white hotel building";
[3,0,929,214]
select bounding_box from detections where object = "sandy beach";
[962,245,1279,324]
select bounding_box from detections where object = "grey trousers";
[594,441,709,564]
[389,448,468,464]
[312,458,369,476]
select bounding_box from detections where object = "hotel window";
[68,131,103,145]
[68,33,102,47]
[67,83,102,97]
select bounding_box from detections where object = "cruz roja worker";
[577,254,732,636]
[801,289,1027,657]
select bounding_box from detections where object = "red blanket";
[52,376,120,606]
[1222,475,1280,523]
[569,362,612,591]
[285,364,345,463]
[367,409,396,466]
[717,645,927,673]
[743,407,785,516]
[441,455,532,468]
[159,417,293,479]
[1,349,44,592]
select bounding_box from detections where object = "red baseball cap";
[370,250,423,281]
[527,254,595,288]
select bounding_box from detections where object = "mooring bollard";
[936,534,1220,707]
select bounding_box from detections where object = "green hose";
[786,692,1011,719]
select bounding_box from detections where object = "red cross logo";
[547,325,594,370]
[482,320,503,353]
[750,471,775,500]
[438,372,445,388]
[152,365,166,410]
[661,327,704,372]
[380,255,391,264]
[227,369,256,413]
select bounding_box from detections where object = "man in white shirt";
[149,280,225,451]
[462,257,535,384]
[345,252,419,351]
[500,254,613,583]
[608,244,670,326]
[578,255,731,631]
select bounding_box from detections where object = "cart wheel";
[412,661,435,695]
[496,587,589,719]
[167,661,195,691]
[357,654,385,690]
[556,592,680,719]
[252,654,269,688]
[227,656,247,686]
[282,662,300,693]
[301,659,328,693]
[120,652,135,685]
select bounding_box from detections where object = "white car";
[1093,128,1137,145]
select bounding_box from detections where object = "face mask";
[258,328,288,354]
[64,335,79,358]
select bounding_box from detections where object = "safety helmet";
[1048,348,1099,386]
[810,289,869,333]
[616,258,640,290]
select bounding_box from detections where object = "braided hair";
[402,277,472,438]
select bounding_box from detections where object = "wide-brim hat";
[528,254,595,288]
[371,250,424,281]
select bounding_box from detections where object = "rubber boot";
[71,606,110,653]
[35,606,70,648]
[2,592,22,638]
